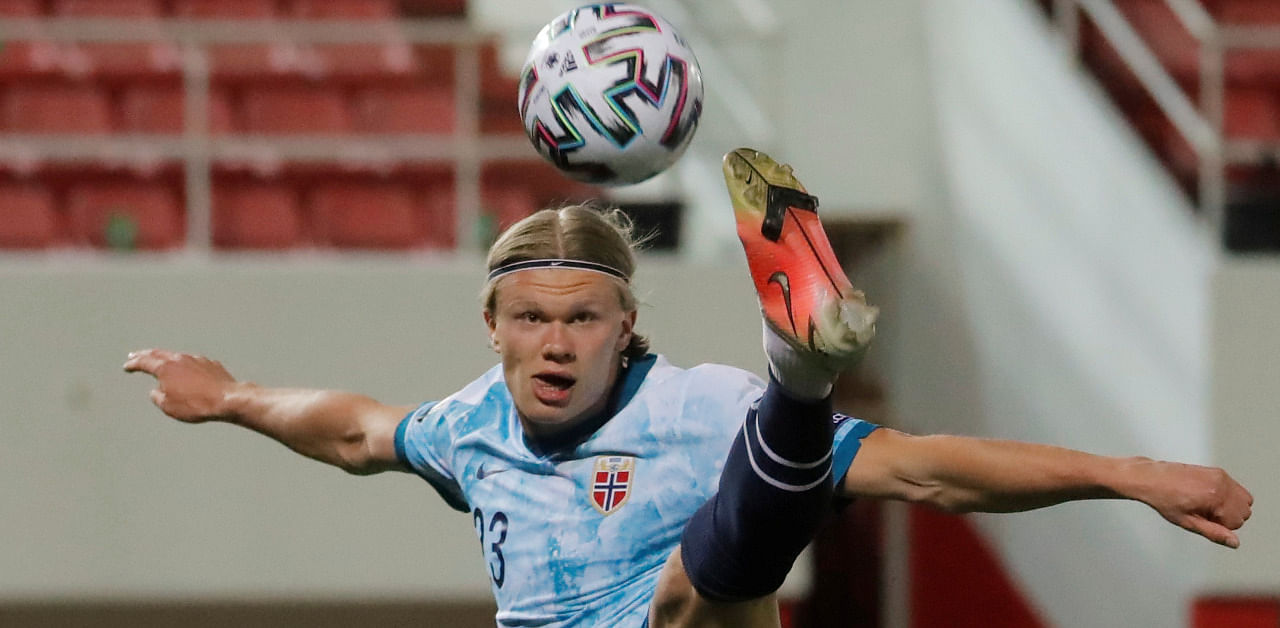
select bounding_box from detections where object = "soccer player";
[124,149,1252,628]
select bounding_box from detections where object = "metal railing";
[1053,0,1280,230]
[0,17,530,253]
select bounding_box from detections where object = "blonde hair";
[483,204,650,360]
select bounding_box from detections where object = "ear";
[616,309,637,353]
[483,309,499,352]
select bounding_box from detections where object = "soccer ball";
[517,3,704,186]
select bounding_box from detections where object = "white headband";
[486,258,629,283]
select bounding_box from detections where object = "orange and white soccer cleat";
[722,148,877,372]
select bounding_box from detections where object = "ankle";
[763,324,836,401]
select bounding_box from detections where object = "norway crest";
[590,456,634,515]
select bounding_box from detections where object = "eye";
[571,311,597,324]
[519,311,541,323]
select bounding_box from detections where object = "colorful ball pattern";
[518,4,704,186]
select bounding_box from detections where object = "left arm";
[841,428,1254,548]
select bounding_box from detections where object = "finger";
[149,389,166,409]
[1184,515,1240,549]
[123,349,171,375]
[1216,510,1247,531]
[1211,502,1248,530]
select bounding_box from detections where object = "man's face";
[485,268,636,437]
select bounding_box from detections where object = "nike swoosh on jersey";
[477,464,510,480]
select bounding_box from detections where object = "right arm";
[840,428,1253,548]
[124,349,411,475]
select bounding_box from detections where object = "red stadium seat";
[61,41,181,80]
[1226,49,1280,86]
[120,85,236,134]
[0,0,41,16]
[281,0,414,81]
[0,41,66,82]
[353,86,455,133]
[204,44,299,81]
[172,0,278,18]
[66,180,184,250]
[1216,0,1280,84]
[0,0,52,77]
[54,0,179,80]
[482,160,599,208]
[53,0,161,15]
[242,87,352,134]
[213,183,304,249]
[286,0,397,20]
[304,42,419,83]
[281,0,416,82]
[1171,0,1280,84]
[310,182,422,248]
[1216,0,1280,23]
[173,0,293,81]
[416,44,456,84]
[480,79,523,134]
[1225,89,1280,140]
[0,183,60,248]
[400,0,467,18]
[1115,0,1200,80]
[479,43,524,134]
[3,85,112,133]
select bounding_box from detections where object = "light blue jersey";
[395,354,878,627]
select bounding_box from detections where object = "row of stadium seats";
[0,37,520,132]
[0,158,597,250]
[0,0,464,19]
[0,41,459,84]
[0,176,549,250]
[0,83,459,135]
[0,0,469,83]
[0,0,559,253]
[1203,0,1280,24]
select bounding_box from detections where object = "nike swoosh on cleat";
[768,271,798,335]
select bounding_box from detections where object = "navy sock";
[679,376,835,601]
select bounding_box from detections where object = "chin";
[523,408,579,432]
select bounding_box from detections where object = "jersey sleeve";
[395,401,469,513]
[830,412,880,484]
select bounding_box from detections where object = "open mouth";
[535,373,575,388]
[532,372,576,404]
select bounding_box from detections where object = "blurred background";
[0,0,1276,626]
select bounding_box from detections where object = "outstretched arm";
[841,428,1254,548]
[123,349,411,475]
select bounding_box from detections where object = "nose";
[541,322,574,363]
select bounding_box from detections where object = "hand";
[123,349,241,423]
[1132,458,1254,548]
